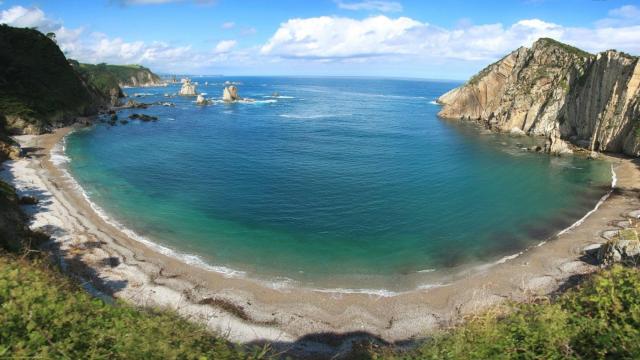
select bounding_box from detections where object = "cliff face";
[438,38,640,156]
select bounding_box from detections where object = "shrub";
[386,266,640,359]
[0,255,268,359]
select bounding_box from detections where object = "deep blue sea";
[64,77,612,291]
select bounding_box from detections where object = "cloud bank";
[261,7,640,62]
[2,4,640,76]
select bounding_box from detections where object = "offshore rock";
[223,85,240,102]
[179,79,197,96]
[438,38,640,157]
[196,94,209,105]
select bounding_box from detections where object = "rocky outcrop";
[598,228,640,265]
[223,85,240,102]
[179,80,197,96]
[196,95,210,105]
[545,124,573,155]
[438,38,640,157]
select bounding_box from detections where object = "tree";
[46,32,57,44]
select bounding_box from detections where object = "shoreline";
[49,127,615,295]
[3,126,640,354]
[48,127,616,296]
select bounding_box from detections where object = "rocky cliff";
[438,38,640,156]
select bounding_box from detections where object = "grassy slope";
[352,265,640,359]
[73,62,124,99]
[0,254,269,359]
[0,178,267,359]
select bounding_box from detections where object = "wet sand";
[2,125,639,356]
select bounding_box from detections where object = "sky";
[1,0,640,79]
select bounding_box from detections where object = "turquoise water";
[65,77,612,290]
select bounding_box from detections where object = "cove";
[64,77,612,291]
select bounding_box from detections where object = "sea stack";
[223,85,240,102]
[179,79,197,96]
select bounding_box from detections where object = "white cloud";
[213,39,237,53]
[261,16,424,59]
[335,0,402,13]
[0,5,60,31]
[221,21,235,29]
[2,4,640,77]
[262,15,640,62]
[609,5,640,19]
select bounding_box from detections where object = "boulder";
[223,85,240,102]
[509,127,526,136]
[196,94,208,105]
[597,229,640,265]
[545,126,573,155]
[18,195,38,205]
[128,113,158,122]
[124,99,149,109]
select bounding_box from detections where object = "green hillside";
[0,25,107,135]
[76,63,162,89]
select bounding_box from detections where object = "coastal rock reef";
[438,38,640,157]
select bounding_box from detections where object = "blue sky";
[1,0,640,79]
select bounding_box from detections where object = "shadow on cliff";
[246,331,418,359]
[21,146,46,159]
[40,230,129,296]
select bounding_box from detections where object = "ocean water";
[64,77,612,291]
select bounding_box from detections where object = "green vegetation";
[537,38,593,58]
[0,25,102,133]
[72,62,124,99]
[0,254,271,359]
[0,175,268,359]
[467,56,505,85]
[350,265,640,359]
[75,62,161,90]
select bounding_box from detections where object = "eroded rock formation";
[223,85,240,102]
[179,79,197,96]
[438,38,640,156]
